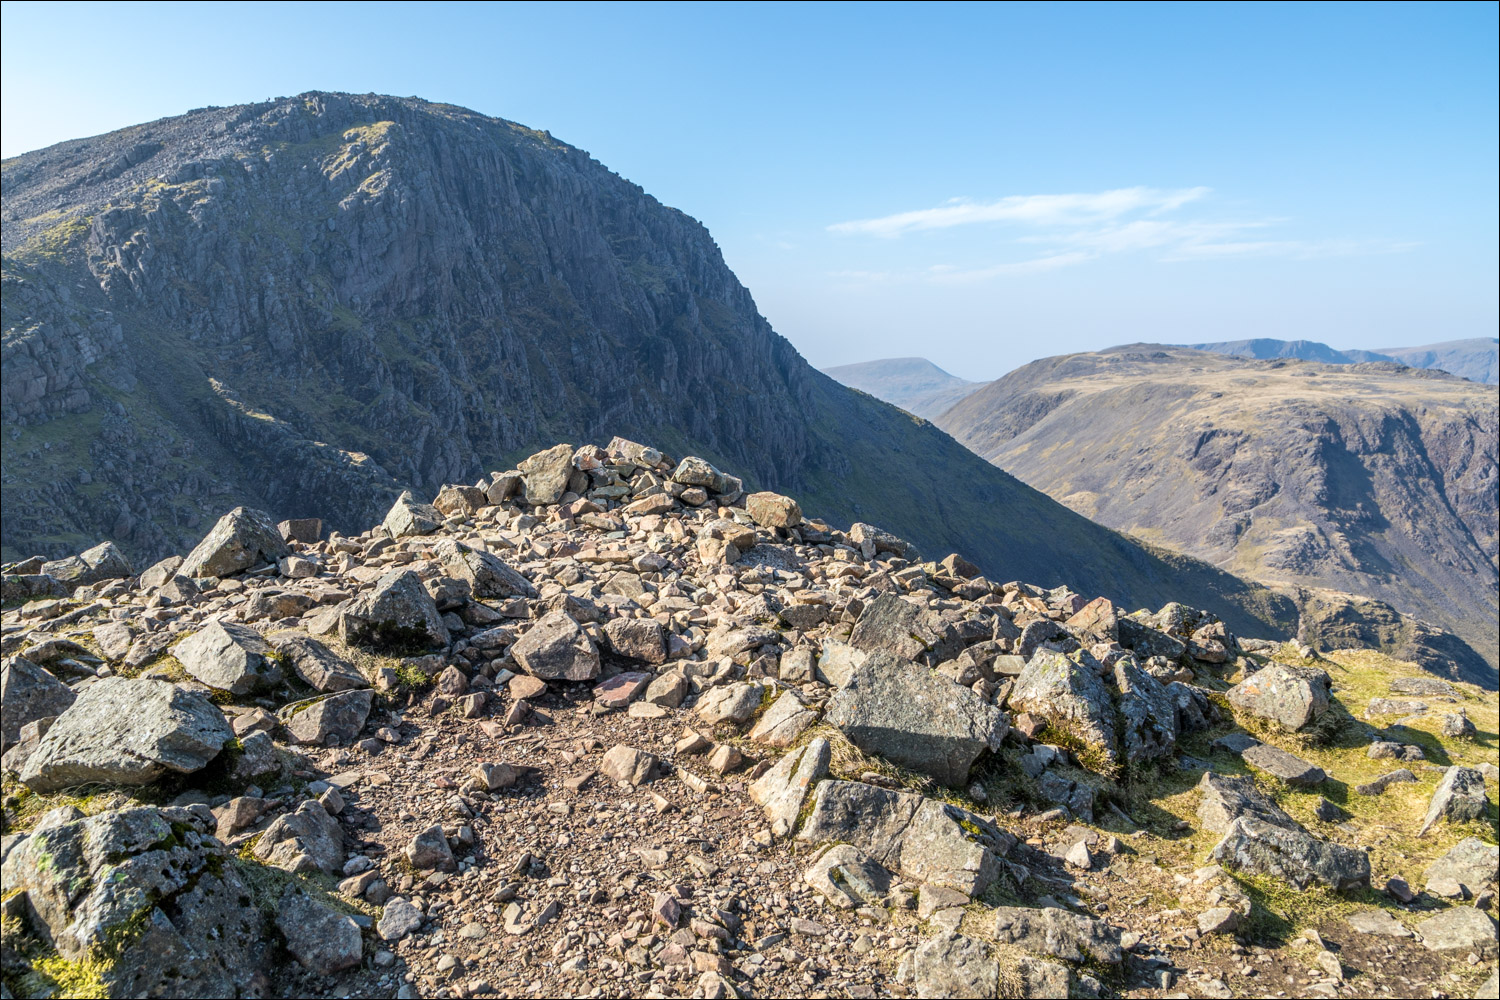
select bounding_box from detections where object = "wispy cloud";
[826,187,1415,281]
[828,186,1210,237]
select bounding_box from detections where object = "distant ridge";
[1183,336,1498,384]
[821,357,987,418]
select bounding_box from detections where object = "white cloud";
[826,187,1415,281]
[827,186,1211,237]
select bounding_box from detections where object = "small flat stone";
[1241,743,1326,786]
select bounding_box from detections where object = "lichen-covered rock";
[848,593,961,664]
[19,678,232,791]
[1419,766,1490,835]
[520,443,577,504]
[0,656,75,748]
[281,689,373,745]
[253,799,344,873]
[436,538,537,598]
[1008,649,1118,762]
[180,506,290,578]
[341,568,449,649]
[912,932,1000,999]
[174,620,283,696]
[1196,771,1297,834]
[1211,815,1371,892]
[269,632,367,692]
[748,688,818,746]
[383,489,443,537]
[276,891,363,973]
[991,906,1123,965]
[1424,837,1500,896]
[1113,656,1178,763]
[1227,662,1331,731]
[826,651,1009,786]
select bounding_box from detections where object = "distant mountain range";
[934,345,1498,683]
[823,339,1497,424]
[820,357,982,419]
[1183,337,1497,385]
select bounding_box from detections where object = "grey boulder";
[437,539,537,598]
[749,737,830,837]
[1420,767,1490,835]
[511,611,599,681]
[281,689,374,745]
[253,799,344,873]
[174,621,283,696]
[341,568,450,649]
[1417,907,1497,959]
[1008,649,1118,763]
[1,656,75,748]
[1211,815,1371,892]
[276,891,363,973]
[40,540,134,589]
[180,506,289,578]
[1113,656,1178,763]
[269,632,367,691]
[520,443,578,504]
[1424,837,1500,896]
[19,678,232,792]
[825,651,1009,786]
[382,490,443,537]
[991,905,1123,965]
[1227,662,1331,731]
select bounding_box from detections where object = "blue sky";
[2,1,1495,379]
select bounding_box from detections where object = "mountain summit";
[4,92,1301,643]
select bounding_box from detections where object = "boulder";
[40,541,133,589]
[803,844,892,909]
[1419,766,1490,835]
[433,484,487,516]
[1196,771,1297,835]
[406,823,456,870]
[437,539,537,598]
[277,517,323,543]
[20,678,231,791]
[1227,662,1330,731]
[1065,597,1119,644]
[991,906,1123,965]
[603,617,667,665]
[825,651,1009,786]
[1117,616,1186,660]
[1,657,75,748]
[276,891,362,973]
[749,737,830,836]
[269,632,366,691]
[519,443,577,504]
[670,455,730,493]
[378,898,424,941]
[912,932,1000,999]
[341,569,449,649]
[0,805,265,995]
[1424,837,1500,897]
[174,621,283,696]
[694,682,763,724]
[600,744,657,786]
[1211,815,1371,892]
[1417,907,1497,959]
[1008,649,1118,762]
[180,506,290,578]
[797,780,923,870]
[849,593,961,663]
[281,690,373,745]
[1241,743,1327,787]
[382,490,443,537]
[748,688,818,746]
[745,491,802,528]
[1113,657,1178,763]
[511,611,600,681]
[253,799,344,873]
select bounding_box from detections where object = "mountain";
[821,357,987,418]
[3,92,1302,645]
[1376,338,1499,386]
[936,345,1499,683]
[1185,336,1499,384]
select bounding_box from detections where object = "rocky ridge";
[3,437,1497,999]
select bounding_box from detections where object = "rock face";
[180,507,290,578]
[935,345,1498,682]
[19,677,232,791]
[0,656,75,747]
[825,651,1009,786]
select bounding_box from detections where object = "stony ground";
[2,437,1496,999]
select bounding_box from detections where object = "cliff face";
[937,346,1499,678]
[3,93,1306,644]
